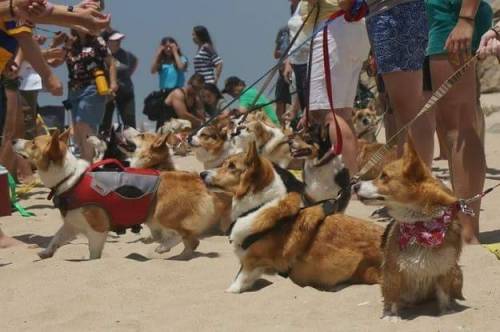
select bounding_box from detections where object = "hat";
[108,30,125,41]
[222,76,244,94]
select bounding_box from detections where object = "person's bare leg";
[0,227,24,248]
[276,101,287,127]
[310,109,358,174]
[382,71,435,167]
[73,122,95,162]
[430,57,485,244]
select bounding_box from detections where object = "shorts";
[68,84,106,131]
[292,63,308,110]
[275,72,291,104]
[366,0,429,74]
[309,17,369,110]
[426,0,492,56]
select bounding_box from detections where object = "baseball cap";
[108,30,125,41]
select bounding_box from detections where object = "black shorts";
[422,56,433,92]
[275,72,291,104]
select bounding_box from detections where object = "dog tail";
[335,167,352,213]
[282,204,329,260]
[249,192,303,235]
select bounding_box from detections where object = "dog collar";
[47,170,78,200]
[398,206,457,250]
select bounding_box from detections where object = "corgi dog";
[232,119,292,169]
[157,119,192,156]
[354,139,464,320]
[353,107,380,143]
[188,117,241,169]
[201,142,383,293]
[13,130,231,259]
[120,126,175,171]
[86,126,130,165]
[288,126,351,210]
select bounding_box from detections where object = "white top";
[18,61,43,91]
[288,2,310,65]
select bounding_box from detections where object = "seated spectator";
[201,83,226,117]
[164,73,206,128]
[222,76,279,126]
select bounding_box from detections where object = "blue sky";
[39,0,290,124]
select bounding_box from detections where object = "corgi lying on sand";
[202,142,383,293]
[355,139,464,320]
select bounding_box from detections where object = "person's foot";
[43,73,63,96]
[0,231,24,249]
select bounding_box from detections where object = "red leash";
[307,5,368,156]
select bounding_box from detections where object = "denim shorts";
[366,0,429,74]
[68,84,106,131]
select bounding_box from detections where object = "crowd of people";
[2,0,500,249]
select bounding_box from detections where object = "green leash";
[7,173,35,217]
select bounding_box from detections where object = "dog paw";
[38,249,54,259]
[141,237,155,244]
[381,315,401,323]
[225,283,242,294]
[154,244,171,254]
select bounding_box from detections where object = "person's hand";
[110,81,119,94]
[170,43,179,54]
[339,0,355,11]
[33,34,47,46]
[445,18,474,62]
[74,6,111,35]
[478,37,500,59]
[44,47,66,61]
[50,31,68,48]
[283,61,293,84]
[13,0,48,18]
[3,60,19,79]
[478,28,498,59]
[42,72,63,96]
[297,114,307,130]
[76,0,101,10]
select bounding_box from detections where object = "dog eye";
[380,172,389,181]
[228,162,236,170]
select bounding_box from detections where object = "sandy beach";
[1,110,500,331]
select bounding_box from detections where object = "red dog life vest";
[52,159,160,232]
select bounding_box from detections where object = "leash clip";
[458,199,475,217]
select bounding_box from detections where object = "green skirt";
[425,0,493,56]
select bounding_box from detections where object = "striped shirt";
[193,44,222,84]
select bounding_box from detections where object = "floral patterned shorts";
[366,0,428,74]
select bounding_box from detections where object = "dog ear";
[402,136,428,182]
[244,141,259,166]
[152,134,169,150]
[48,129,63,162]
[59,128,71,144]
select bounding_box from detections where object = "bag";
[142,90,170,121]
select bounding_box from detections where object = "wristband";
[67,5,74,12]
[458,15,475,23]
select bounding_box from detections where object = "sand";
[1,113,500,332]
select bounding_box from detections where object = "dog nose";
[188,135,193,144]
[12,139,18,146]
[352,182,361,193]
[200,171,209,181]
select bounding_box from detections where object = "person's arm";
[478,22,500,59]
[171,44,187,71]
[105,54,118,94]
[27,4,110,36]
[170,91,203,127]
[1,0,47,20]
[445,0,480,55]
[150,46,163,74]
[214,62,223,84]
[15,32,63,96]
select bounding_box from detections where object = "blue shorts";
[366,1,429,74]
[68,84,106,131]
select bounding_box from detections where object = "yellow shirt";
[0,20,32,72]
[300,0,341,31]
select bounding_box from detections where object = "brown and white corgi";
[188,118,241,169]
[202,142,383,293]
[120,126,176,171]
[355,139,464,320]
[232,119,292,169]
[353,107,380,143]
[13,130,230,260]
[288,126,351,210]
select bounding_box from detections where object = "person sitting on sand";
[222,76,279,126]
[164,73,206,128]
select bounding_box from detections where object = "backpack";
[142,89,173,121]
